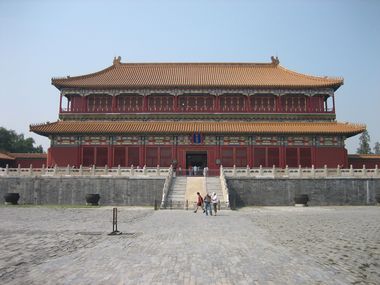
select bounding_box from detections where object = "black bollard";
[154,199,158,210]
[108,207,122,235]
[186,200,188,210]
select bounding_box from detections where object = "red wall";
[348,157,380,168]
[14,158,46,168]
[47,144,352,169]
[314,147,348,168]
[48,146,80,167]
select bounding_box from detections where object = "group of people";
[194,191,219,216]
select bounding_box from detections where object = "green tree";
[374,142,380,155]
[356,130,372,154]
[0,127,43,153]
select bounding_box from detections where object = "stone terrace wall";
[0,177,165,206]
[227,178,380,206]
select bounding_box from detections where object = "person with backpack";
[194,192,204,213]
[204,193,212,216]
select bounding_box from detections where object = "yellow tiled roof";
[0,152,46,160]
[52,58,343,90]
[348,154,380,159]
[9,153,47,159]
[30,121,364,137]
[0,152,15,160]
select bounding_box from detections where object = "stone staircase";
[162,176,229,210]
[163,177,187,209]
[205,177,228,209]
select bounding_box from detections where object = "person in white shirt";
[211,192,219,215]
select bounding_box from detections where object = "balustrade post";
[29,164,33,176]
[41,164,45,175]
[362,164,366,177]
[298,165,302,177]
[259,165,263,176]
[157,165,160,176]
[375,165,378,176]
[117,165,121,176]
[131,165,134,176]
[349,164,354,176]
[233,165,236,177]
[285,165,289,176]
[143,165,147,175]
[53,164,57,175]
[311,165,315,178]
[91,165,95,176]
[336,165,341,176]
[79,165,83,176]
[17,164,21,175]
[324,165,328,177]
[66,164,70,175]
[246,165,250,177]
[104,165,108,175]
[5,164,9,175]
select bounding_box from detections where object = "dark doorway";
[186,151,207,176]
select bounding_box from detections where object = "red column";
[172,136,177,166]
[276,96,281,112]
[143,96,148,112]
[332,94,336,113]
[216,96,221,112]
[107,145,113,167]
[245,95,251,112]
[247,141,252,167]
[112,96,117,113]
[174,95,178,112]
[59,94,63,113]
[279,145,285,168]
[83,96,88,112]
[140,139,146,166]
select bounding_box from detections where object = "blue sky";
[0,0,379,153]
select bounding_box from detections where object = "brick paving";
[0,206,379,284]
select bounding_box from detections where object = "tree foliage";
[0,127,43,153]
[356,130,372,154]
[374,142,380,155]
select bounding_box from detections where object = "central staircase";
[163,176,228,210]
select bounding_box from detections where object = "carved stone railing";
[0,164,171,177]
[220,166,230,208]
[160,165,174,208]
[222,165,379,179]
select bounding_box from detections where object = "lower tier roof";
[30,121,365,137]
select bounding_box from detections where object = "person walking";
[194,192,204,213]
[211,192,219,215]
[204,193,212,216]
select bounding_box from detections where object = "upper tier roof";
[30,121,364,137]
[52,57,343,90]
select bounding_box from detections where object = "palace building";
[30,56,365,170]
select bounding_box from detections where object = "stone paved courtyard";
[0,206,379,284]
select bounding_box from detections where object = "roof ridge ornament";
[113,56,122,66]
[270,56,280,66]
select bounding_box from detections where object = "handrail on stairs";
[160,165,174,208]
[219,165,230,208]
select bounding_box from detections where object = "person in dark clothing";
[194,192,204,213]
